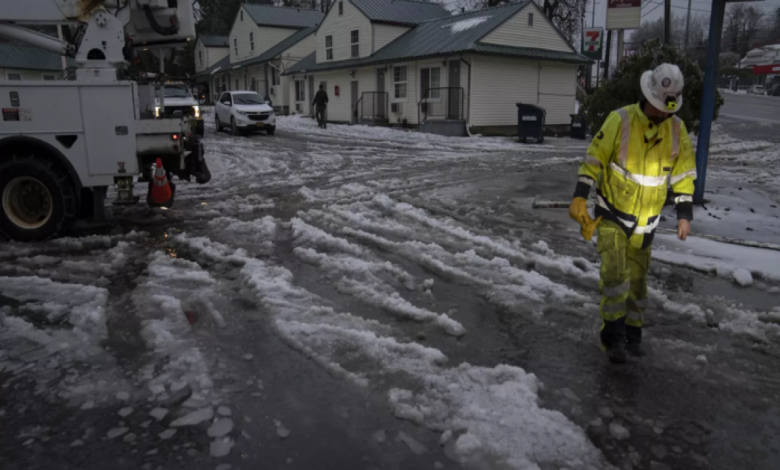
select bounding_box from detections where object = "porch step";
[358,118,390,127]
[419,120,467,137]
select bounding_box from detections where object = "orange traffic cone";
[147,158,173,207]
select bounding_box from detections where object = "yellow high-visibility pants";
[597,220,651,332]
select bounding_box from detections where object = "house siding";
[373,24,410,53]
[537,61,576,126]
[316,0,371,63]
[207,48,229,69]
[230,6,297,63]
[470,56,575,127]
[1,68,59,81]
[480,5,574,53]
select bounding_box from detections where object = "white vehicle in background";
[748,85,765,95]
[151,83,204,137]
[215,91,276,136]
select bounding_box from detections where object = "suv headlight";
[193,105,200,118]
[154,106,160,118]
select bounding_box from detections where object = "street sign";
[582,28,604,60]
[752,64,780,75]
[606,0,642,30]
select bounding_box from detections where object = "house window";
[528,13,533,26]
[420,66,441,99]
[7,73,21,80]
[326,35,333,61]
[393,66,407,99]
[339,1,343,15]
[351,30,359,58]
[199,50,203,66]
[43,75,56,81]
[295,80,306,102]
[234,38,238,56]
[250,32,254,51]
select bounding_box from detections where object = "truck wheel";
[216,115,223,132]
[0,155,77,241]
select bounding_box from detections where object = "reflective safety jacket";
[574,103,697,248]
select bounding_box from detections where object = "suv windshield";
[233,93,265,105]
[156,85,192,98]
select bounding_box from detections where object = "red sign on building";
[608,0,642,8]
[753,64,780,75]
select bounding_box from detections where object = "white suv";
[215,91,276,136]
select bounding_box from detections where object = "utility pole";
[617,30,624,66]
[593,0,598,88]
[694,0,727,204]
[684,0,693,52]
[664,0,672,44]
[604,30,612,80]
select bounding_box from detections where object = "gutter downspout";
[461,55,472,137]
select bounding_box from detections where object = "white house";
[284,0,589,135]
[0,43,71,81]
[194,35,229,74]
[194,4,323,114]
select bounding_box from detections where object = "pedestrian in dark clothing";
[312,85,329,129]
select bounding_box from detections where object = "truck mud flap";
[184,142,211,184]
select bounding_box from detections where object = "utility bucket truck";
[0,0,211,242]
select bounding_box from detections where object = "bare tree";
[724,4,765,56]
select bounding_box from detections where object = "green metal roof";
[194,54,231,79]
[227,27,316,71]
[285,2,589,75]
[198,35,229,48]
[0,43,73,72]
[243,4,324,29]
[349,0,449,25]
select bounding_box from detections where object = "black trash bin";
[570,114,587,139]
[516,103,545,143]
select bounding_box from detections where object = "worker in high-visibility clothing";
[570,63,697,364]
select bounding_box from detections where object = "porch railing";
[356,91,389,121]
[418,87,465,124]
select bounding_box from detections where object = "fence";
[417,87,464,124]
[356,91,389,122]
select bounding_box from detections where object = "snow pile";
[445,16,491,33]
[389,365,607,468]
[653,234,780,284]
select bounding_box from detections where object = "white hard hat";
[640,63,684,113]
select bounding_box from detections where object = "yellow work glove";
[569,197,602,241]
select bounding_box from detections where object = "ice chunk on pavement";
[397,431,428,455]
[116,391,130,401]
[609,422,630,440]
[209,437,234,457]
[118,407,134,417]
[372,429,386,443]
[149,384,166,395]
[696,355,708,363]
[123,433,136,443]
[81,401,95,410]
[107,427,129,439]
[434,462,444,470]
[158,429,177,440]
[170,407,213,427]
[70,439,83,447]
[215,464,232,470]
[149,408,169,421]
[733,268,753,286]
[217,406,231,416]
[440,430,452,445]
[207,418,234,438]
[243,354,253,361]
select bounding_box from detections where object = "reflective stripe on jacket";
[576,103,697,244]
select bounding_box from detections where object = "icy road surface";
[1,112,780,470]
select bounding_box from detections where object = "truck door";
[79,84,138,176]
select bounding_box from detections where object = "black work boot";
[625,326,645,357]
[601,318,628,364]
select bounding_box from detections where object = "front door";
[376,68,386,118]
[351,81,359,124]
[448,60,461,119]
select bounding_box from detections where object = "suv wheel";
[230,117,239,136]
[216,115,223,132]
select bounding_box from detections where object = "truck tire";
[0,155,77,242]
